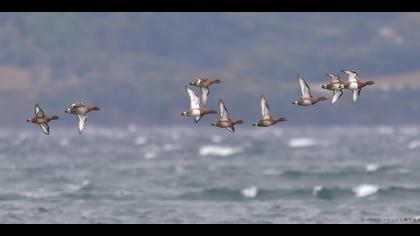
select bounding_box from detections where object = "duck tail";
[50,116,60,121]
[235,120,244,125]
[276,118,287,122]
[93,106,102,111]
[214,79,222,84]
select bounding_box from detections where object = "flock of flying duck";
[26,69,375,135]
[181,69,375,133]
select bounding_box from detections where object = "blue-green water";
[0,125,420,224]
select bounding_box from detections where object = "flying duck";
[341,70,375,104]
[292,75,328,106]
[321,74,345,105]
[26,103,59,135]
[253,95,287,127]
[211,99,244,133]
[65,102,102,135]
[189,78,222,106]
[181,86,217,123]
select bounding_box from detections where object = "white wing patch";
[344,70,359,83]
[329,74,341,83]
[77,114,88,135]
[260,96,271,120]
[226,127,235,133]
[219,100,230,121]
[352,89,361,104]
[200,87,209,106]
[186,86,201,109]
[298,76,312,98]
[39,124,49,135]
[194,116,202,123]
[331,90,343,105]
[35,104,45,117]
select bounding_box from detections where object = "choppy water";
[1,125,420,224]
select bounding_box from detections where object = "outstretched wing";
[343,70,359,83]
[331,90,343,105]
[35,104,45,118]
[219,99,230,121]
[260,95,271,120]
[328,74,341,83]
[200,87,209,106]
[352,89,361,104]
[186,86,201,109]
[77,114,88,135]
[39,124,49,135]
[194,116,202,124]
[226,127,235,133]
[298,75,312,98]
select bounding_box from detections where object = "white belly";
[190,109,201,117]
[349,82,359,90]
[301,99,313,106]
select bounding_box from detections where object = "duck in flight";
[211,99,244,133]
[181,86,217,123]
[292,75,328,106]
[253,95,287,127]
[321,74,345,105]
[341,70,375,104]
[26,104,59,135]
[65,102,102,135]
[189,78,222,106]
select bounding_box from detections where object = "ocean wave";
[365,164,380,173]
[241,186,258,199]
[408,140,420,149]
[178,185,420,201]
[199,146,243,157]
[353,184,379,198]
[288,138,328,148]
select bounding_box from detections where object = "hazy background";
[1,12,420,127]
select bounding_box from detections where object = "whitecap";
[353,184,379,198]
[312,186,324,197]
[241,186,258,199]
[408,140,420,149]
[199,145,242,157]
[365,164,380,173]
[134,137,147,146]
[67,180,91,192]
[289,138,317,148]
[144,152,157,160]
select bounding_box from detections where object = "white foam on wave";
[134,137,147,146]
[365,164,380,173]
[144,152,158,160]
[312,186,324,197]
[241,186,258,198]
[199,145,243,157]
[288,138,327,148]
[68,180,91,192]
[353,184,379,198]
[408,140,420,149]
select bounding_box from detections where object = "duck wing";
[186,86,201,109]
[298,75,312,98]
[35,104,45,118]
